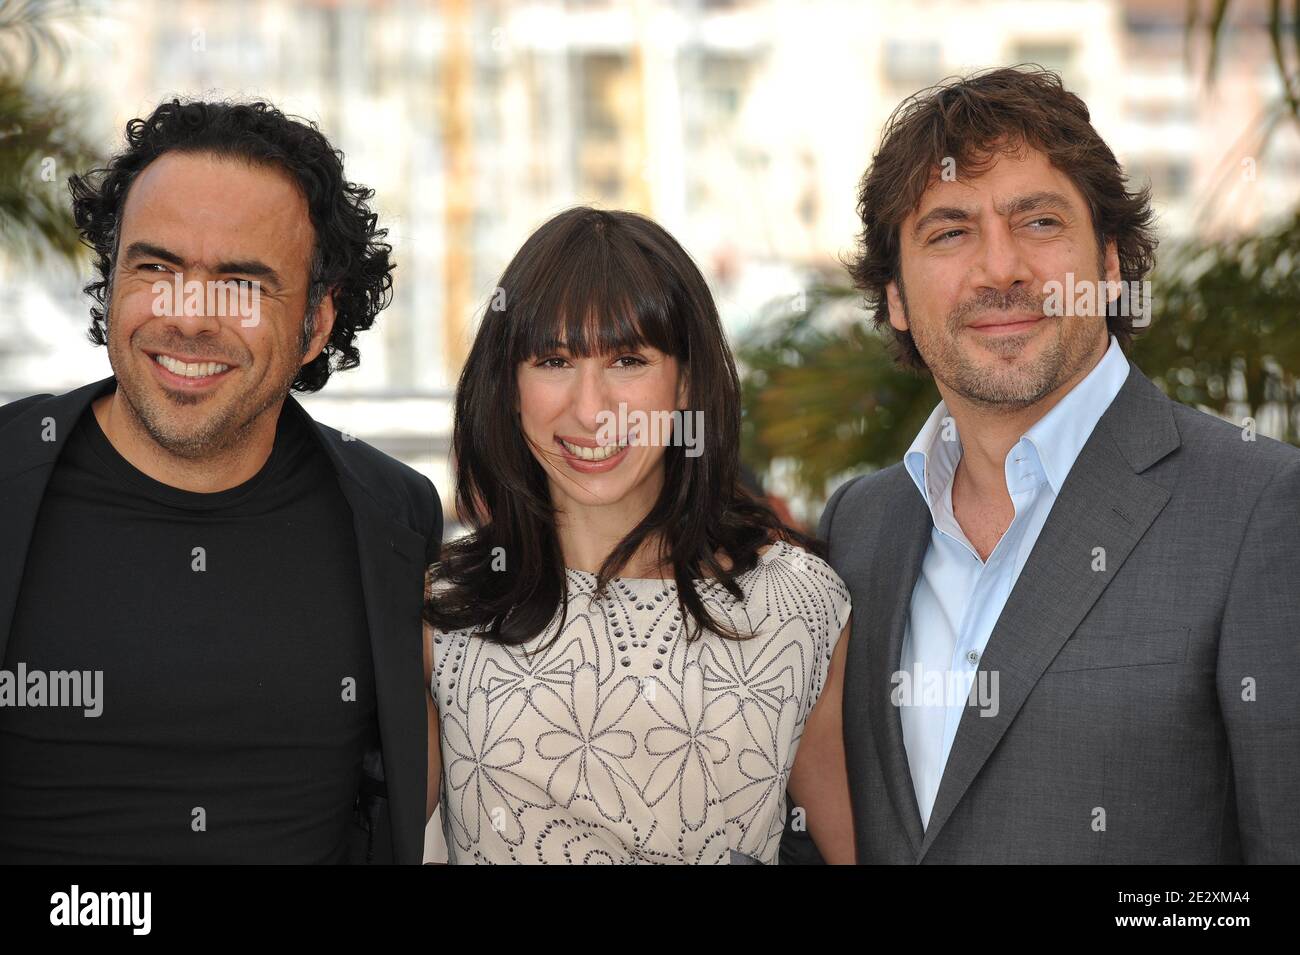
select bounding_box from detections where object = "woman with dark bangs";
[422,207,854,864]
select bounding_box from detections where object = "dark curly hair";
[847,66,1158,371]
[68,99,394,392]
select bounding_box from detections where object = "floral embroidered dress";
[429,540,851,864]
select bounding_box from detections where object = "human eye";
[928,228,966,245]
[534,355,569,369]
[612,353,648,368]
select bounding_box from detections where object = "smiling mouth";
[556,437,628,462]
[150,352,233,379]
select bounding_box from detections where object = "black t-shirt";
[0,387,377,863]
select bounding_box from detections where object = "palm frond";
[0,74,98,263]
[0,0,83,75]
[739,286,939,499]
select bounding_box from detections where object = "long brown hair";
[424,207,820,646]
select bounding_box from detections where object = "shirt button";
[966,650,980,665]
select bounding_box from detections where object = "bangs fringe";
[503,213,682,364]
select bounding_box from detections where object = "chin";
[565,479,634,507]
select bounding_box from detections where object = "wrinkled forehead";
[118,151,314,274]
[905,144,1089,235]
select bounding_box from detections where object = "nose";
[157,272,224,338]
[571,360,614,434]
[972,219,1033,297]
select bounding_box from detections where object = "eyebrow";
[122,240,285,291]
[911,190,1075,240]
[123,241,185,267]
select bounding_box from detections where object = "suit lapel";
[864,480,932,857]
[916,366,1179,859]
[301,408,429,866]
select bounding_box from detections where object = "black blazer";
[0,377,442,864]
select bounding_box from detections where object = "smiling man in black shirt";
[0,100,441,864]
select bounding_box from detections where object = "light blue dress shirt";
[900,336,1130,828]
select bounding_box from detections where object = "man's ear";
[1098,238,1122,312]
[1103,238,1121,287]
[301,290,337,366]
[885,280,909,333]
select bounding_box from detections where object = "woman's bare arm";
[787,619,856,864]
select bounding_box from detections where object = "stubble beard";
[105,306,299,462]
[902,272,1108,412]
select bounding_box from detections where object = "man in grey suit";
[783,66,1300,863]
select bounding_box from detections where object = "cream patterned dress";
[428,540,851,864]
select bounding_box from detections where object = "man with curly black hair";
[0,100,442,864]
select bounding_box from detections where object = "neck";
[552,478,668,578]
[942,334,1109,499]
[92,391,281,493]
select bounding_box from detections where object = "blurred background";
[2,0,1299,529]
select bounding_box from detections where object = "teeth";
[155,354,230,378]
[559,438,625,461]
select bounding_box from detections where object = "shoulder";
[0,391,57,428]
[314,416,435,500]
[296,404,443,544]
[1169,401,1300,476]
[742,543,851,698]
[747,540,852,627]
[0,388,80,441]
[1111,366,1300,489]
[0,381,108,458]
[1149,401,1300,519]
[834,462,913,506]
[818,462,913,533]
[756,538,838,579]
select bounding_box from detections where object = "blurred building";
[2,0,1298,518]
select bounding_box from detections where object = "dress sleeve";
[792,548,852,719]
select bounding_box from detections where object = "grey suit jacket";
[795,362,1300,863]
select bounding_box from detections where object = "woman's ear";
[676,366,689,410]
